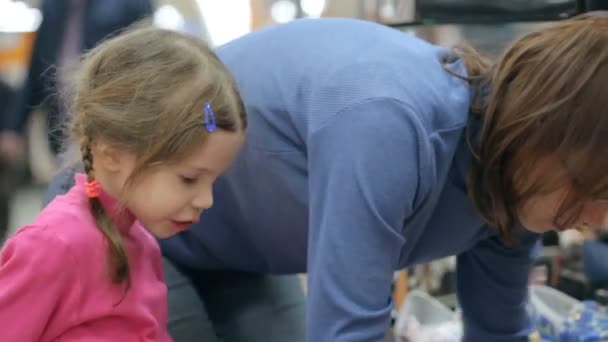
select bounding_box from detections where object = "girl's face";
[98,130,244,239]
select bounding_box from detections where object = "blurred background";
[2,1,608,338]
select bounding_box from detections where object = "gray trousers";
[45,168,307,342]
[164,259,306,342]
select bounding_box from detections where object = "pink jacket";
[0,174,173,341]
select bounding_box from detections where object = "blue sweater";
[161,18,540,341]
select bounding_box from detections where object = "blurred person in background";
[0,0,153,167]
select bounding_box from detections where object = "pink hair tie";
[85,179,102,198]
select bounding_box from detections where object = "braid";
[81,138,95,180]
[81,137,131,286]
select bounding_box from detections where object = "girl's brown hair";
[454,13,608,242]
[67,24,246,284]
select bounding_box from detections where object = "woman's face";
[517,186,608,233]
[513,155,608,233]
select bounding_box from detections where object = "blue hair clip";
[204,102,217,132]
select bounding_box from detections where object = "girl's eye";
[180,176,197,185]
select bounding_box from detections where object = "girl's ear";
[91,141,127,173]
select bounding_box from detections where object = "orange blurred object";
[0,31,36,71]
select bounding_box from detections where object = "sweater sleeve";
[0,226,79,341]
[306,98,430,341]
[457,227,540,341]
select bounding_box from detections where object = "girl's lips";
[170,220,194,231]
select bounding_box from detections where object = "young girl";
[0,25,246,341]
